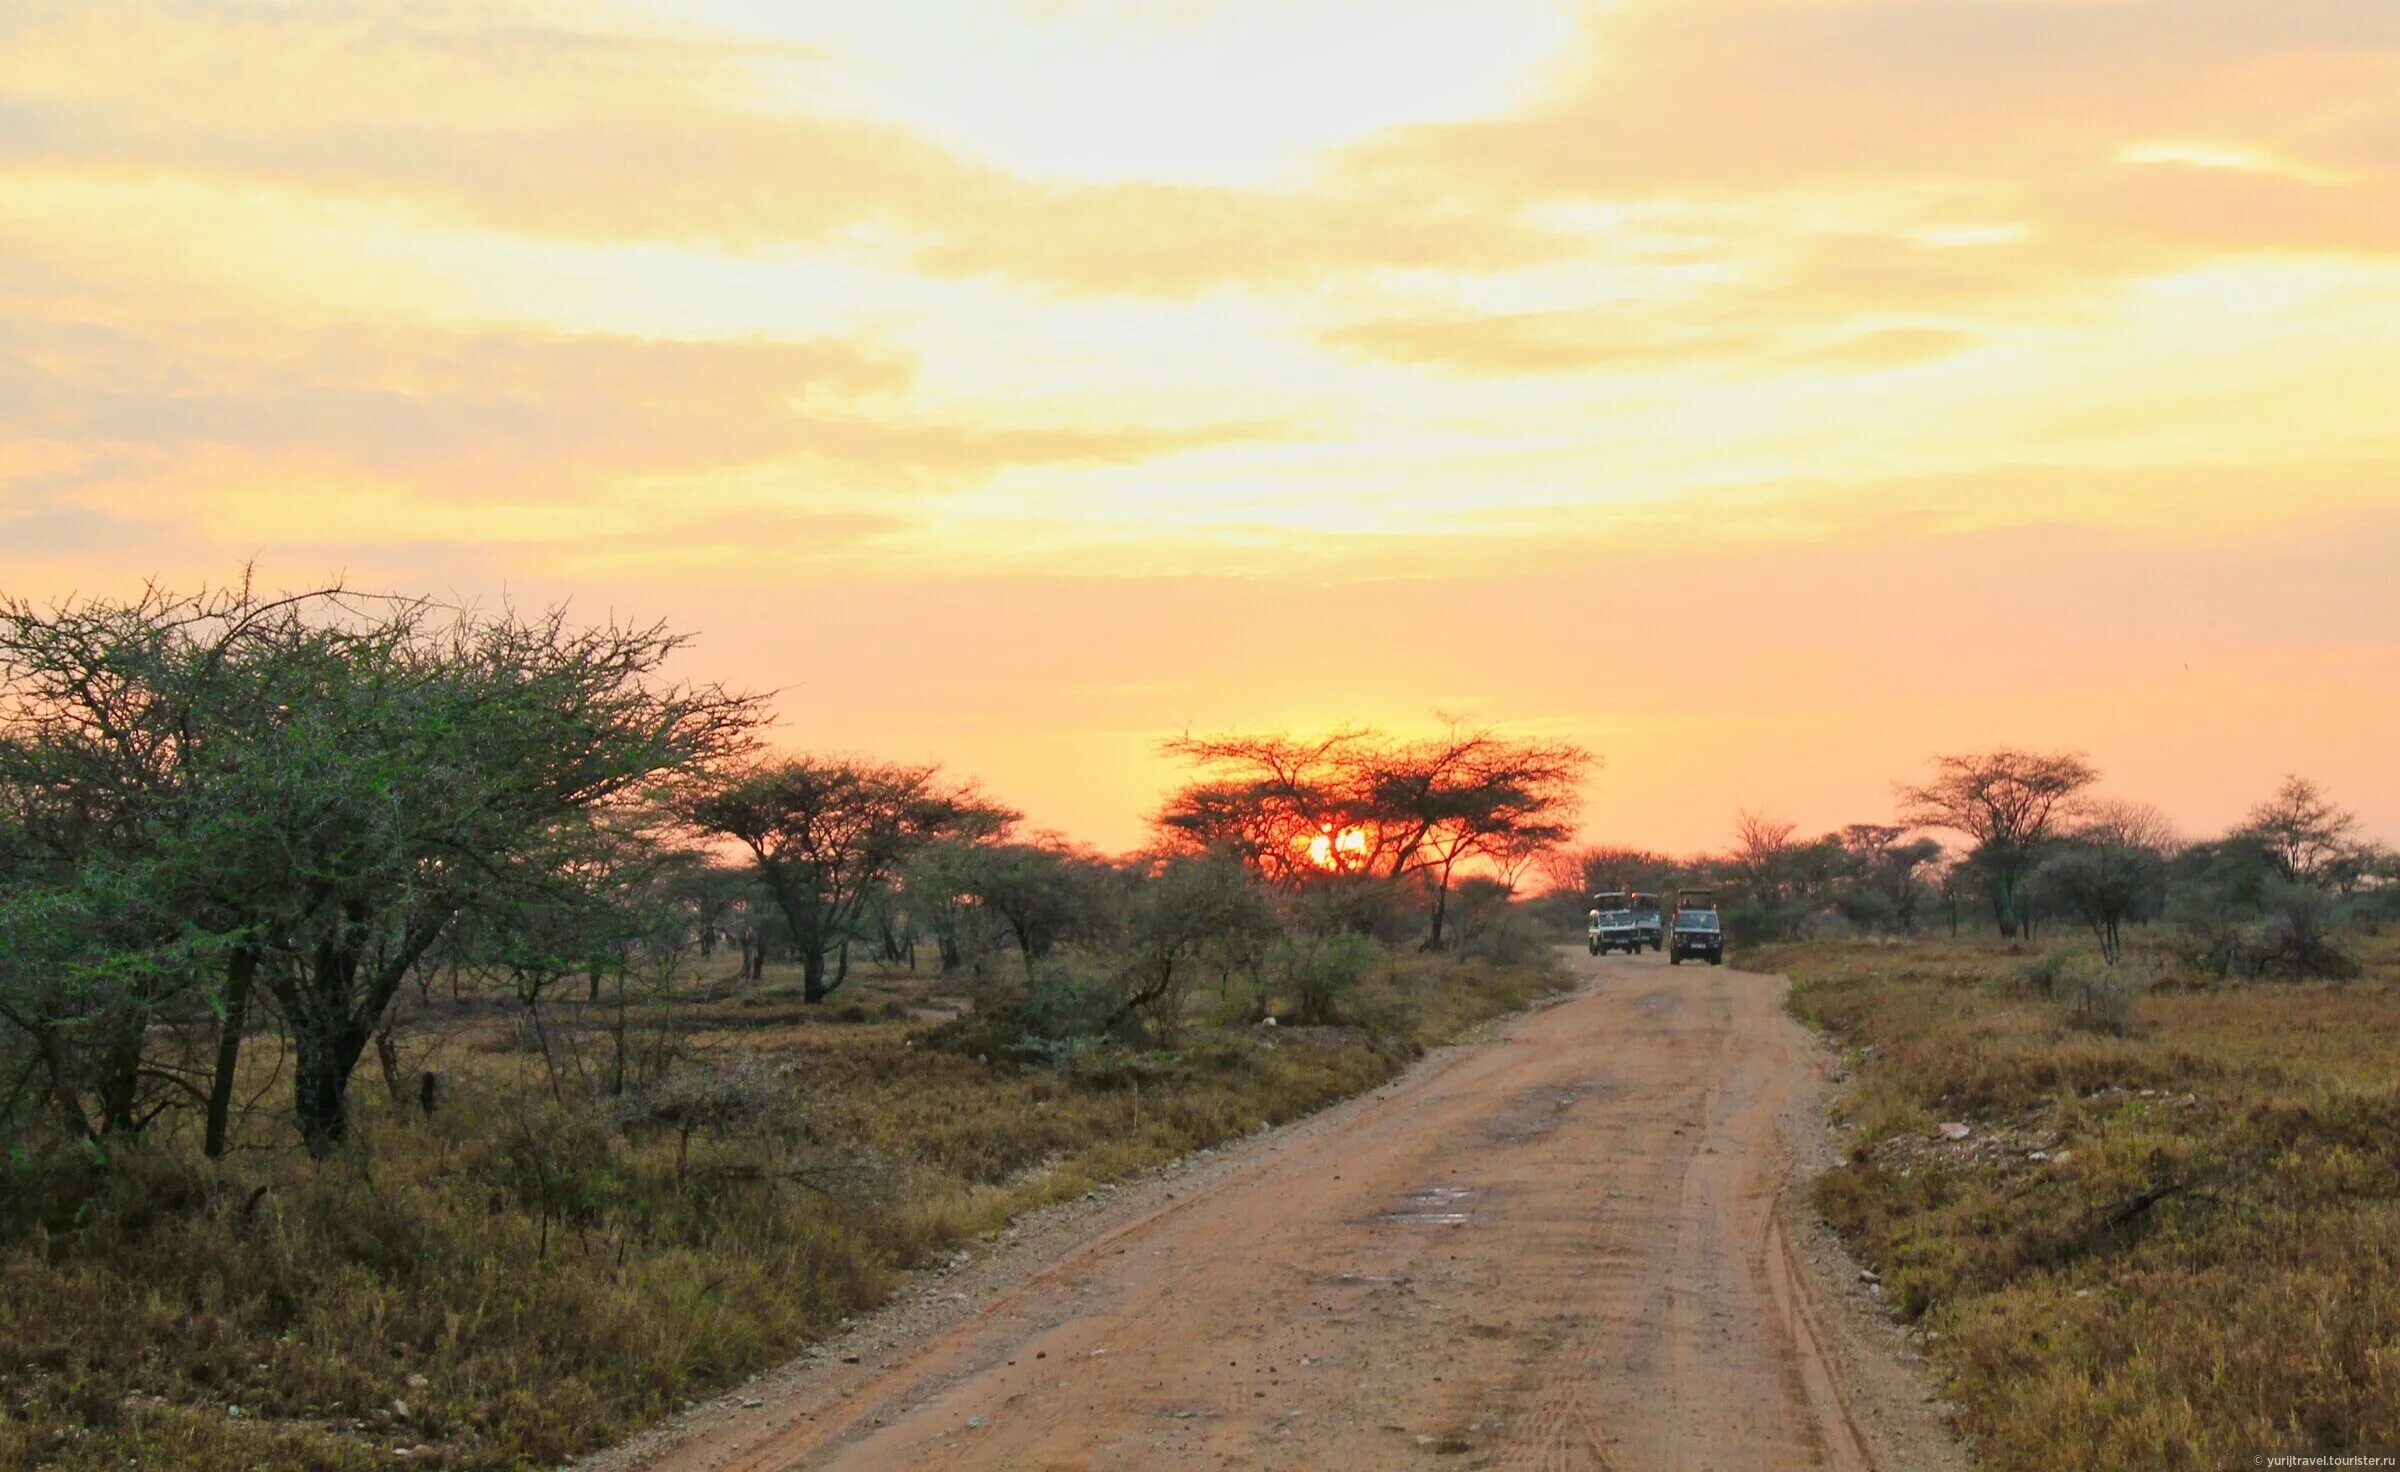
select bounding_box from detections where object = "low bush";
[1272,931,1383,1024]
[2014,945,2079,997]
[2062,964,2140,1036]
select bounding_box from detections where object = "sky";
[3,0,2397,855]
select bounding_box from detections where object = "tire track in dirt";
[588,952,1964,1472]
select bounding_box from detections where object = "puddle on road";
[1375,1184,1479,1226]
[1484,1078,1611,1144]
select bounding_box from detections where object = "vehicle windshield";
[1595,910,1634,926]
[1675,912,1721,932]
[1631,895,1661,912]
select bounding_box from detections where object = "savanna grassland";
[0,581,1595,1471]
[0,948,1563,1471]
[1766,932,2400,1471]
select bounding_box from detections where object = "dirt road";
[607,953,1962,1472]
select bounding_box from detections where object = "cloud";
[6,0,2394,317]
[1320,306,1768,375]
[1317,301,1981,377]
[0,311,1281,538]
[0,0,1579,294]
[1804,326,1981,371]
[0,315,910,483]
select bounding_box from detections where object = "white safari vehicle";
[1587,892,1642,955]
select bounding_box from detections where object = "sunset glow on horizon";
[4,0,2397,854]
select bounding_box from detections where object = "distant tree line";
[1541,748,2394,976]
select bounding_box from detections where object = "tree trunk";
[276,908,449,1157]
[95,1009,147,1138]
[294,1017,370,1158]
[35,1025,92,1142]
[802,946,831,1004]
[376,1026,408,1106]
[204,946,258,1158]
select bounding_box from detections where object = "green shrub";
[2015,945,2081,997]
[1272,932,1383,1024]
[2064,966,2140,1036]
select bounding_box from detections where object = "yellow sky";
[4,0,2397,853]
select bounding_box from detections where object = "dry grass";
[1763,931,2400,1471]
[0,948,1562,1470]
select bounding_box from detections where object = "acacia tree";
[2037,843,2165,964]
[686,757,1015,1003]
[1158,721,1591,947]
[0,581,313,1149]
[932,839,1115,973]
[1155,729,1379,886]
[1898,749,2098,938]
[1832,824,1945,934]
[0,580,760,1157]
[2034,799,2177,963]
[2236,776,2359,885]
[1360,721,1591,947]
[1108,850,1278,1042]
[2077,798,2181,856]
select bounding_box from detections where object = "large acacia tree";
[685,757,1015,1002]
[1159,720,1591,947]
[0,578,759,1157]
[1898,748,2097,938]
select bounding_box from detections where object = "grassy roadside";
[1759,933,2400,1471]
[0,952,1567,1471]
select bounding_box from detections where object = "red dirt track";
[611,951,1962,1471]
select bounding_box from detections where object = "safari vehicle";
[1587,892,1641,955]
[1669,887,1723,966]
[1629,892,1664,951]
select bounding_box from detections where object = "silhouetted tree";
[1898,749,2098,938]
[1159,719,1591,947]
[2236,776,2359,886]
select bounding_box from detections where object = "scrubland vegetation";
[1743,768,2399,1470]
[0,579,1574,1470]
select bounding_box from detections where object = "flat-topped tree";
[685,756,1017,1003]
[1159,719,1591,948]
[1899,748,2098,939]
[1359,720,1590,948]
[1156,728,1378,887]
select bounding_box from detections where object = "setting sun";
[1305,824,1374,873]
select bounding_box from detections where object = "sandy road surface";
[603,952,1962,1472]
